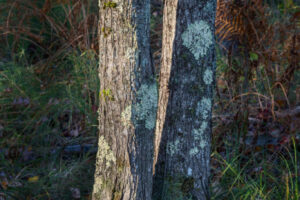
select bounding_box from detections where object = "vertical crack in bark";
[153,0,179,174]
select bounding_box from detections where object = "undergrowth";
[0,0,299,199]
[211,122,299,200]
[0,50,99,199]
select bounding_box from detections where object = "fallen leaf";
[1,181,8,190]
[28,176,39,182]
[254,146,262,152]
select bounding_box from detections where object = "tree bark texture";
[153,0,216,199]
[93,0,157,199]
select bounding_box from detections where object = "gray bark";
[153,0,217,199]
[93,0,156,199]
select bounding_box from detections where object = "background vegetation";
[0,0,299,199]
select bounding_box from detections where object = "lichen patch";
[203,1,213,13]
[93,136,116,197]
[121,105,132,127]
[93,177,104,198]
[199,138,208,149]
[196,98,212,120]
[189,147,199,156]
[193,121,208,141]
[133,83,158,130]
[181,20,213,60]
[97,136,116,168]
[167,139,180,156]
[188,168,193,176]
[125,48,137,63]
[203,69,213,85]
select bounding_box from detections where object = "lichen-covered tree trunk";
[153,0,216,199]
[92,0,157,199]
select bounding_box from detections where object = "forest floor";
[0,0,299,199]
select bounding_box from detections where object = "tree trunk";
[93,1,157,199]
[153,0,216,199]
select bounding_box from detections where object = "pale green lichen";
[97,136,116,168]
[187,168,192,176]
[182,20,213,60]
[121,105,132,127]
[93,178,113,199]
[193,121,208,141]
[113,0,123,13]
[93,179,103,199]
[125,48,137,63]
[196,97,212,120]
[167,139,180,156]
[93,136,116,198]
[192,121,209,150]
[200,141,207,149]
[189,147,199,156]
[203,69,213,85]
[133,83,158,130]
[200,139,208,149]
[203,1,213,13]
[192,97,211,155]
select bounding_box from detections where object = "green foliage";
[249,52,258,61]
[100,88,115,101]
[101,27,112,38]
[103,1,117,9]
[213,1,299,196]
[0,50,99,199]
[210,137,299,200]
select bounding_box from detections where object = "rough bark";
[93,0,156,199]
[153,0,217,199]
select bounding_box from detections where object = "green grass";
[211,146,299,199]
[0,50,99,199]
[210,121,299,200]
